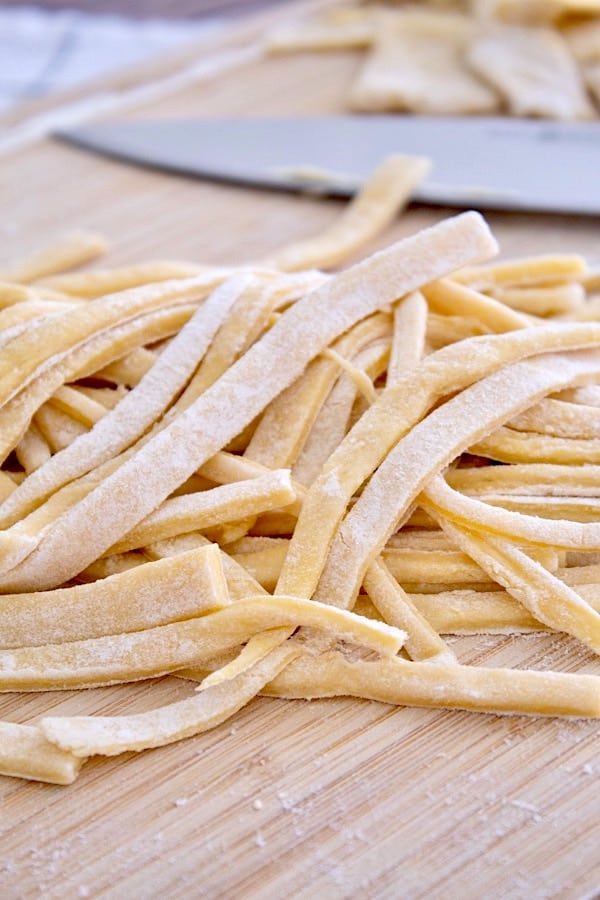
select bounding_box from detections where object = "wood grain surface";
[1,6,599,899]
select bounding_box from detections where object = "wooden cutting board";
[1,6,599,898]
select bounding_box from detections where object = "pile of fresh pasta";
[267,0,600,118]
[0,155,599,787]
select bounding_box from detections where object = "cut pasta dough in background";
[265,1,600,118]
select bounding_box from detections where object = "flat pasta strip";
[554,385,600,407]
[483,495,600,523]
[424,472,600,549]
[48,385,110,427]
[76,385,128,410]
[266,17,374,54]
[0,212,496,592]
[388,291,428,382]
[260,651,600,718]
[106,469,296,554]
[169,280,284,409]
[37,261,206,297]
[471,425,600,463]
[0,299,74,333]
[245,313,391,467]
[405,589,544,634]
[0,307,195,505]
[446,462,600,496]
[146,533,269,601]
[15,422,51,474]
[0,272,227,410]
[278,326,600,602]
[40,645,302,757]
[0,304,194,471]
[34,405,88,453]
[489,283,585,316]
[0,596,406,692]
[368,286,458,663]
[452,254,588,289]
[292,340,389,486]
[95,347,157,386]
[0,722,84,784]
[228,536,558,595]
[364,560,457,663]
[426,313,488,349]
[313,350,600,610]
[0,282,36,306]
[0,232,107,283]
[0,276,250,527]
[509,397,600,439]
[260,155,430,272]
[383,545,558,583]
[0,546,227,649]
[424,513,600,653]
[423,278,529,332]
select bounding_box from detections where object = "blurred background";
[0,0,282,114]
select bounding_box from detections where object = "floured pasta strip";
[266,14,374,53]
[0,212,495,592]
[49,385,110,427]
[225,537,558,595]
[0,546,227,649]
[35,405,88,453]
[424,513,600,653]
[313,350,600,612]
[423,279,529,333]
[509,397,600,439]
[425,473,600,549]
[452,254,588,289]
[292,339,390,486]
[0,274,218,411]
[0,722,83,784]
[259,652,600,719]
[488,283,585,317]
[471,426,600,464]
[40,645,304,757]
[0,276,251,526]
[447,462,600,496]
[105,469,296,554]
[0,305,196,469]
[278,326,600,603]
[483,495,600,523]
[260,155,430,272]
[2,199,600,786]
[245,312,391,468]
[0,232,107,283]
[0,596,406,692]
[37,260,207,297]
[15,423,51,475]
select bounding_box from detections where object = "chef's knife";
[56,116,600,215]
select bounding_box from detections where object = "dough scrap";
[350,9,500,113]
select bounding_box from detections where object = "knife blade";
[55,116,600,215]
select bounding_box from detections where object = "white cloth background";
[0,5,221,112]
